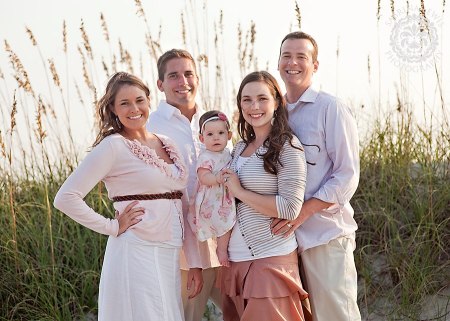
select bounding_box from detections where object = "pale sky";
[1,0,449,150]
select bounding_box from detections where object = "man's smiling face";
[157,57,199,109]
[278,38,318,94]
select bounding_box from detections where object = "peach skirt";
[217,250,308,321]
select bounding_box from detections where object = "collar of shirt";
[286,83,320,111]
[156,99,204,133]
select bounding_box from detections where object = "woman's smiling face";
[240,81,277,131]
[113,84,150,133]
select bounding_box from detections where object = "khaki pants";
[181,267,222,321]
[301,237,361,321]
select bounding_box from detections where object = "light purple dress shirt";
[287,85,360,252]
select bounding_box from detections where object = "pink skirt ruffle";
[217,251,309,321]
[218,250,308,300]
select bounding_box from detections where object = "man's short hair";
[279,31,318,62]
[157,49,197,81]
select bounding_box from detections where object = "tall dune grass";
[355,109,449,320]
[0,1,449,320]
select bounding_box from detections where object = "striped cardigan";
[230,136,307,257]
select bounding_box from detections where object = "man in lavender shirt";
[272,31,361,320]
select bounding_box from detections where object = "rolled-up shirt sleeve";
[53,140,119,236]
[313,100,360,206]
[276,138,307,220]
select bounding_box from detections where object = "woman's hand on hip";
[115,200,145,236]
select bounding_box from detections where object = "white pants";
[99,234,183,321]
[181,267,222,321]
[301,236,361,321]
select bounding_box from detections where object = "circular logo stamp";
[386,8,441,71]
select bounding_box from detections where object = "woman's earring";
[271,110,277,126]
[115,115,122,129]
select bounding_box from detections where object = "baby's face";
[200,120,230,152]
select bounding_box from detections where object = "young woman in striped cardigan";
[218,71,308,321]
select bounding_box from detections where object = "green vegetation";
[355,111,449,320]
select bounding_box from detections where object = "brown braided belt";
[112,191,183,202]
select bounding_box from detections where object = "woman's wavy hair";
[236,71,302,175]
[92,72,150,147]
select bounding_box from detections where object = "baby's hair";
[199,110,230,134]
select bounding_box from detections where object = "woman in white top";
[219,71,308,321]
[54,72,196,321]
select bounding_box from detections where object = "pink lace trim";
[124,135,187,183]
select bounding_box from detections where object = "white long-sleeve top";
[53,133,187,244]
[287,84,360,252]
[147,100,221,269]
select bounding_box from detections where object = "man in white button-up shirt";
[147,49,222,321]
[273,31,361,320]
